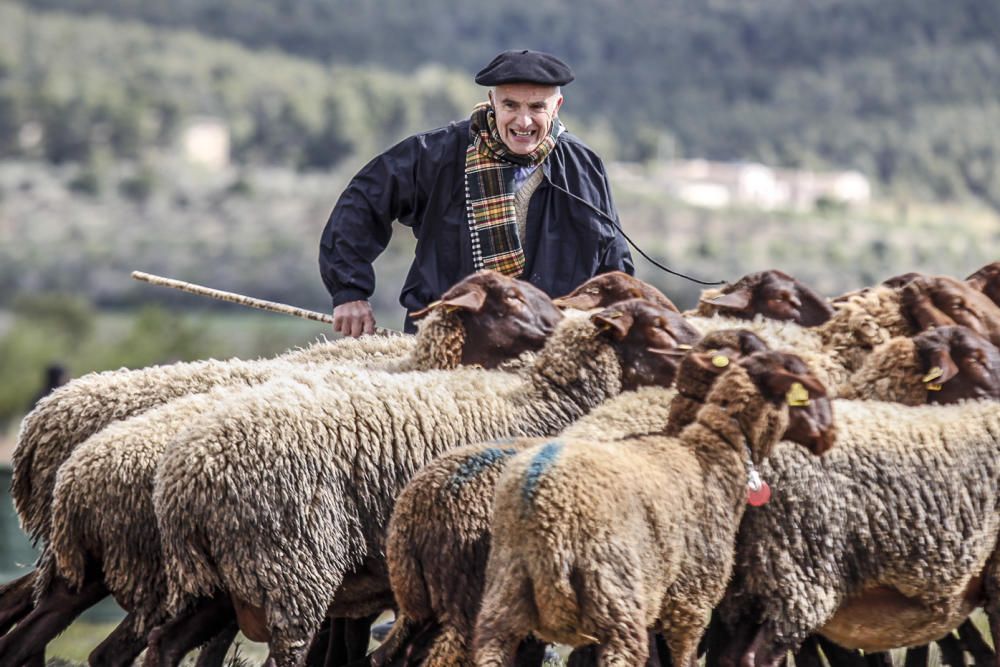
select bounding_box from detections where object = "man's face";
[488,83,563,155]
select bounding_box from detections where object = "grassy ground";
[46,621,269,664]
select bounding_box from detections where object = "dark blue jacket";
[319,119,634,315]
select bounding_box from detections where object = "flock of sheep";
[0,260,998,667]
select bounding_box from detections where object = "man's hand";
[332,300,376,338]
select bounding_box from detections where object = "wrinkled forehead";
[492,83,561,105]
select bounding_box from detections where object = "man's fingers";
[363,314,376,336]
[349,316,364,338]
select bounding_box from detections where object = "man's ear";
[488,89,495,107]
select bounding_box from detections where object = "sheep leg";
[566,644,598,666]
[989,609,1000,667]
[0,571,37,635]
[88,612,147,667]
[416,624,470,667]
[712,617,759,667]
[0,572,108,665]
[956,619,995,667]
[325,615,378,666]
[863,651,893,667]
[814,636,867,667]
[193,623,240,667]
[144,594,237,667]
[472,567,535,667]
[368,615,420,667]
[739,625,794,667]
[512,637,548,666]
[937,632,967,667]
[902,644,930,667]
[791,637,823,667]
[305,616,334,666]
[597,623,651,667]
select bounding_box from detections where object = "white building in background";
[180,117,230,170]
[611,159,872,211]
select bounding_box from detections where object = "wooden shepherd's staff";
[131,271,401,336]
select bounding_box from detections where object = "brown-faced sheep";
[553,271,680,313]
[0,271,565,667]
[473,350,832,666]
[152,299,690,667]
[378,324,999,667]
[377,330,768,667]
[689,270,1000,395]
[901,274,1000,348]
[692,270,834,326]
[716,394,1000,667]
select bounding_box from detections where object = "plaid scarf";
[465,103,562,277]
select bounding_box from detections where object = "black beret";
[475,49,574,87]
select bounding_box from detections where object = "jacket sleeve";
[318,135,425,306]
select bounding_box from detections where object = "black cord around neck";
[544,175,727,286]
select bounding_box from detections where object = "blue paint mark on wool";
[521,441,564,504]
[448,447,518,493]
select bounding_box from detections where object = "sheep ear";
[410,287,489,319]
[795,285,835,326]
[441,288,489,314]
[591,308,634,341]
[902,282,956,331]
[703,287,753,312]
[967,275,986,291]
[409,300,442,319]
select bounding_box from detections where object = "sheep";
[901,273,1000,348]
[967,261,1000,307]
[376,325,1000,667]
[688,270,1000,395]
[691,269,835,326]
[0,270,567,667]
[553,270,680,313]
[472,349,832,667]
[378,329,768,667]
[834,324,1000,406]
[152,298,692,667]
[715,394,1000,667]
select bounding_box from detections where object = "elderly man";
[319,49,634,336]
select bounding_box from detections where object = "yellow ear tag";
[926,383,943,392]
[786,382,810,407]
[712,355,730,368]
[922,367,944,383]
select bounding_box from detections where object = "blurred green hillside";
[10,0,1000,207]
